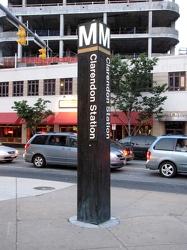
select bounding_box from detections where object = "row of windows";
[106,71,187,93]
[0,78,73,97]
[0,72,186,97]
[117,72,186,92]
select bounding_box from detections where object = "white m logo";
[79,23,97,47]
[78,21,110,49]
[99,23,110,49]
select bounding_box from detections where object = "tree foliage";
[110,53,168,136]
[12,98,54,135]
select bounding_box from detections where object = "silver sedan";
[0,143,18,162]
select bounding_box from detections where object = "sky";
[0,0,186,54]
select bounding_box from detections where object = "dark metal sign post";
[77,20,111,224]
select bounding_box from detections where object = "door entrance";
[165,121,184,135]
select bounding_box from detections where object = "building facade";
[0,62,78,144]
[0,0,179,64]
[0,0,184,145]
[152,55,187,136]
[0,54,187,145]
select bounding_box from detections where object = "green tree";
[110,53,168,136]
[12,98,54,135]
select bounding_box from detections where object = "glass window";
[175,139,187,151]
[60,78,73,95]
[169,72,186,91]
[119,137,131,145]
[0,82,9,97]
[13,81,23,96]
[28,80,39,96]
[44,79,55,95]
[69,137,77,147]
[131,137,144,146]
[48,135,67,146]
[154,138,175,151]
[145,136,156,145]
[60,125,77,133]
[31,135,49,145]
[0,125,21,143]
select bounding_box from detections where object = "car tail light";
[24,143,30,149]
[147,150,151,160]
[122,149,129,156]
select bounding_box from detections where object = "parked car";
[0,143,18,162]
[23,133,126,169]
[110,140,134,161]
[146,135,187,178]
[119,135,156,158]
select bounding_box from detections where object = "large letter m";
[78,23,97,48]
[99,23,110,50]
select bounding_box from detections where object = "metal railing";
[8,0,166,8]
[32,26,148,37]
[2,56,78,67]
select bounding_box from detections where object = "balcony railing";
[33,26,148,37]
[2,56,78,68]
[8,0,165,8]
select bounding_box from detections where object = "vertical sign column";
[77,20,111,224]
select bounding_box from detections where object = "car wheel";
[159,161,177,178]
[33,155,46,168]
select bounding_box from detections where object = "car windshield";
[119,137,131,145]
[111,140,122,147]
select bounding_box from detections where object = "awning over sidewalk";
[53,112,152,126]
[0,113,24,124]
[41,115,54,124]
[0,113,54,125]
[111,111,153,126]
[53,112,77,125]
[0,112,152,126]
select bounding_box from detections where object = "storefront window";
[165,121,184,135]
[0,125,21,143]
[36,125,54,134]
[60,125,77,133]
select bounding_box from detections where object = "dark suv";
[119,135,156,158]
[146,135,187,177]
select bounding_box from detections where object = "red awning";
[0,112,152,126]
[53,112,77,125]
[54,112,152,126]
[111,111,153,126]
[0,113,24,124]
[0,113,54,125]
[41,115,54,124]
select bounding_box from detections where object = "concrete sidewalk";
[1,177,187,250]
